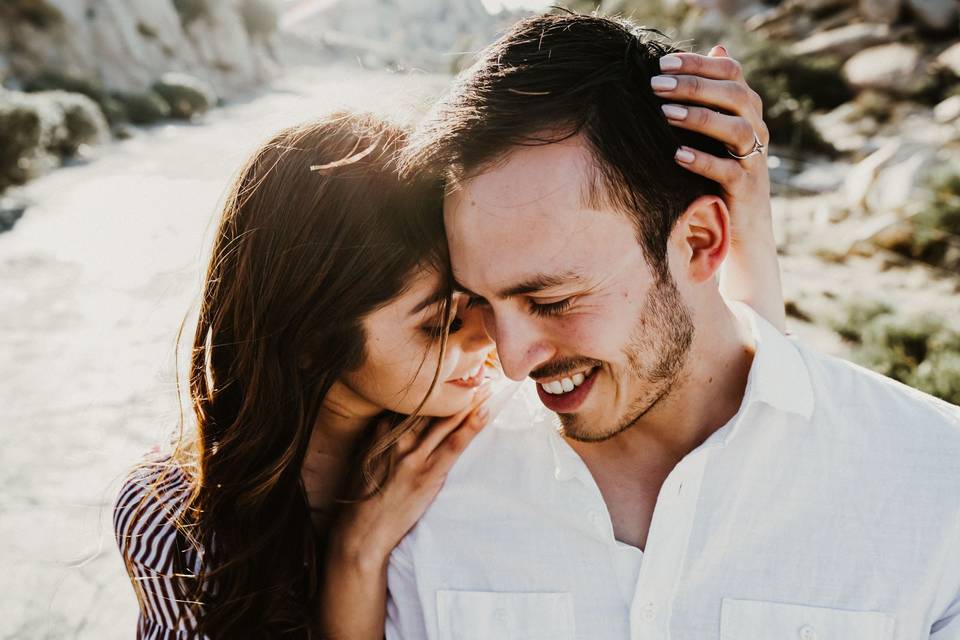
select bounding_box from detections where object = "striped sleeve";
[114,462,206,639]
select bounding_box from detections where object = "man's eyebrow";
[409,288,448,316]
[454,272,586,300]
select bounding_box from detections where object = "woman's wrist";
[328,518,394,576]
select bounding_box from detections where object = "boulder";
[151,72,216,119]
[791,23,893,58]
[0,0,278,98]
[934,95,960,123]
[865,147,937,213]
[859,0,902,22]
[842,140,901,209]
[0,196,26,233]
[936,42,960,77]
[842,43,928,95]
[905,0,958,31]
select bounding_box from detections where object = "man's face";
[445,137,694,442]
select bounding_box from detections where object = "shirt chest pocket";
[720,598,896,640]
[436,590,575,640]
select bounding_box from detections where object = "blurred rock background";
[0,0,957,637]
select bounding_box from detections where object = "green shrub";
[0,0,63,29]
[830,299,893,342]
[114,91,171,125]
[23,71,127,125]
[42,91,109,155]
[910,351,960,405]
[152,73,217,120]
[0,89,106,192]
[916,170,960,236]
[835,302,960,405]
[0,92,45,191]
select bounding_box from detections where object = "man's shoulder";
[794,339,960,442]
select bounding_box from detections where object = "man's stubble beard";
[558,274,695,443]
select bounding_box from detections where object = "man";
[387,12,960,639]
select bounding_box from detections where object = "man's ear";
[670,194,730,285]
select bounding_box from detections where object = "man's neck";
[570,302,756,467]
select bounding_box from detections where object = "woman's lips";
[447,363,487,388]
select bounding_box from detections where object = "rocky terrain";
[284,0,527,71]
[0,0,292,210]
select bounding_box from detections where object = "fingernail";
[650,75,678,91]
[661,104,688,120]
[659,54,682,71]
[675,147,695,163]
[717,44,729,56]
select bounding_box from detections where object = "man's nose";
[489,309,554,381]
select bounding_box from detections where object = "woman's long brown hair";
[159,113,450,636]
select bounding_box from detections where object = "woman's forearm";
[721,229,786,333]
[316,538,391,640]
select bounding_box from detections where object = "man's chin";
[556,411,627,443]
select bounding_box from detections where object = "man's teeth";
[540,368,594,395]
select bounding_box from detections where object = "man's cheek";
[558,314,620,359]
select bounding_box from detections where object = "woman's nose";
[458,305,494,353]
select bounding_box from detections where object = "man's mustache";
[530,357,603,381]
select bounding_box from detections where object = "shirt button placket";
[630,452,710,640]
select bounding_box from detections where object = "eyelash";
[466,296,572,317]
[421,315,464,338]
[529,298,572,317]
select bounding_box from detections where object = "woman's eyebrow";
[409,288,447,316]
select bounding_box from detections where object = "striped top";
[114,460,207,639]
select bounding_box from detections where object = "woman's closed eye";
[420,314,464,338]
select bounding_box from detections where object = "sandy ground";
[2,63,957,639]
[0,66,448,639]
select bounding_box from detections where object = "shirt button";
[641,601,658,621]
[799,624,819,640]
[589,511,604,529]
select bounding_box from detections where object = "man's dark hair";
[402,11,729,279]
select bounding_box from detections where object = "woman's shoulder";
[113,455,194,574]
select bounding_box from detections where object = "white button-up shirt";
[386,306,960,639]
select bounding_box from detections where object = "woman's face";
[340,268,494,418]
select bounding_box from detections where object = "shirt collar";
[733,302,816,422]
[545,303,817,479]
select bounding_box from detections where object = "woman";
[115,55,780,638]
